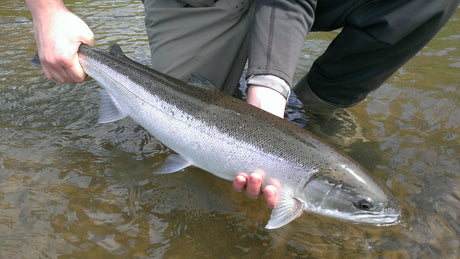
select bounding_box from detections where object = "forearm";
[26,0,71,51]
[25,0,68,21]
[247,0,316,95]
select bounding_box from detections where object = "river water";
[1,0,459,258]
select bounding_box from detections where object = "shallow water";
[1,0,459,258]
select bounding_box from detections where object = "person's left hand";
[232,170,281,208]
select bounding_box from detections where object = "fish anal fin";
[153,154,192,174]
[265,191,305,229]
[98,89,128,123]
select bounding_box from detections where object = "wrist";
[247,85,287,118]
[26,0,68,21]
[246,74,290,99]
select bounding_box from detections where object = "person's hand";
[246,85,286,118]
[232,170,281,208]
[240,86,285,207]
[28,1,94,83]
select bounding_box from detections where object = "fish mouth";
[324,199,402,226]
[307,203,401,226]
[347,203,402,226]
[347,212,401,226]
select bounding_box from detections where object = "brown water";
[1,0,459,257]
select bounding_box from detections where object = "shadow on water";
[0,0,459,257]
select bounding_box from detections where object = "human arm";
[25,0,94,83]
[237,84,285,207]
[234,84,284,207]
[245,0,315,115]
[236,0,316,206]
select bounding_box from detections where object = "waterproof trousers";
[143,0,459,106]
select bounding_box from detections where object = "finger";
[55,65,79,84]
[263,185,279,208]
[40,53,78,83]
[233,172,248,192]
[42,65,70,83]
[67,52,87,83]
[247,171,264,199]
[266,178,281,207]
[70,32,94,82]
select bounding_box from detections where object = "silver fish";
[32,44,400,229]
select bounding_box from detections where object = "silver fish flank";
[34,43,401,229]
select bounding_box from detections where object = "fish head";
[296,163,401,225]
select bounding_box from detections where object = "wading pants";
[143,0,459,107]
[143,0,254,95]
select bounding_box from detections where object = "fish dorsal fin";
[152,154,193,174]
[265,190,305,229]
[188,73,218,90]
[98,89,128,123]
[108,43,125,57]
[108,43,144,68]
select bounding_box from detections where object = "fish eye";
[354,199,374,211]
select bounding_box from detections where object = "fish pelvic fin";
[98,89,128,123]
[265,190,305,229]
[153,154,193,174]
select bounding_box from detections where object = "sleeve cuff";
[246,75,291,100]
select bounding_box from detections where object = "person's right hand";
[233,170,281,208]
[31,5,94,83]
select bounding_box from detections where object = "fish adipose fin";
[153,154,193,174]
[265,190,305,229]
[188,73,218,90]
[98,89,128,123]
[108,43,125,57]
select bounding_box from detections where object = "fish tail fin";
[30,52,41,68]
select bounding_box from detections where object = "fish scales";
[79,45,324,181]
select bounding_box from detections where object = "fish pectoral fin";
[152,154,193,174]
[98,89,128,123]
[188,73,218,90]
[265,191,305,229]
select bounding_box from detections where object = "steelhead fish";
[31,44,400,229]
